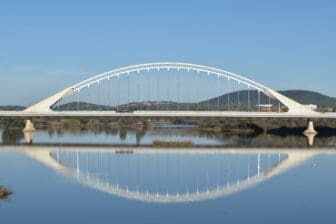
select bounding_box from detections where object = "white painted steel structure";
[21,62,317,115]
[2,111,336,118]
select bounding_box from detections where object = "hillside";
[0,105,26,111]
[279,90,336,108]
[1,90,335,111]
[59,90,336,111]
[204,90,336,109]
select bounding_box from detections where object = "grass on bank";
[153,140,193,147]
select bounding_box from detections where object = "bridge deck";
[2,145,336,154]
[1,111,336,118]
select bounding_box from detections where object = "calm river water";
[1,125,336,224]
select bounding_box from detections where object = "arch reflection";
[20,147,318,203]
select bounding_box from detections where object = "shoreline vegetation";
[153,140,193,147]
[0,186,12,200]
[2,89,336,112]
[2,117,336,135]
[0,117,336,147]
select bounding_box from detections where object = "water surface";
[1,126,336,223]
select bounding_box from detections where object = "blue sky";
[0,0,335,105]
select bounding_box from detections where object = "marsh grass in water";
[153,140,193,147]
[0,186,12,200]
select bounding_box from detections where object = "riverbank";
[1,117,336,136]
[153,140,193,147]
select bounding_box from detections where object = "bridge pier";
[303,120,318,136]
[23,119,36,132]
[23,131,34,144]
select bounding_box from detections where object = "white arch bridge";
[1,62,335,118]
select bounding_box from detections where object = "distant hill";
[0,105,26,111]
[55,101,180,111]
[279,90,336,108]
[1,90,335,111]
[56,90,336,111]
[56,102,114,111]
[204,90,336,109]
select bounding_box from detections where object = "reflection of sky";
[17,128,226,146]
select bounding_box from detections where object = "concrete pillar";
[23,119,36,132]
[23,131,34,144]
[303,121,317,135]
[303,121,317,147]
[305,133,316,147]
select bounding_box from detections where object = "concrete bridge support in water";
[20,117,319,146]
[23,119,36,132]
[304,121,318,135]
[23,119,36,144]
[303,121,318,146]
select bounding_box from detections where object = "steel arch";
[24,62,317,114]
[72,62,266,93]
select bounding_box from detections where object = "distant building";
[257,104,273,112]
[305,104,317,111]
[324,107,333,112]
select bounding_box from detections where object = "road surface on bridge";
[1,110,336,118]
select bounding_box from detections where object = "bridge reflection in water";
[17,147,323,203]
